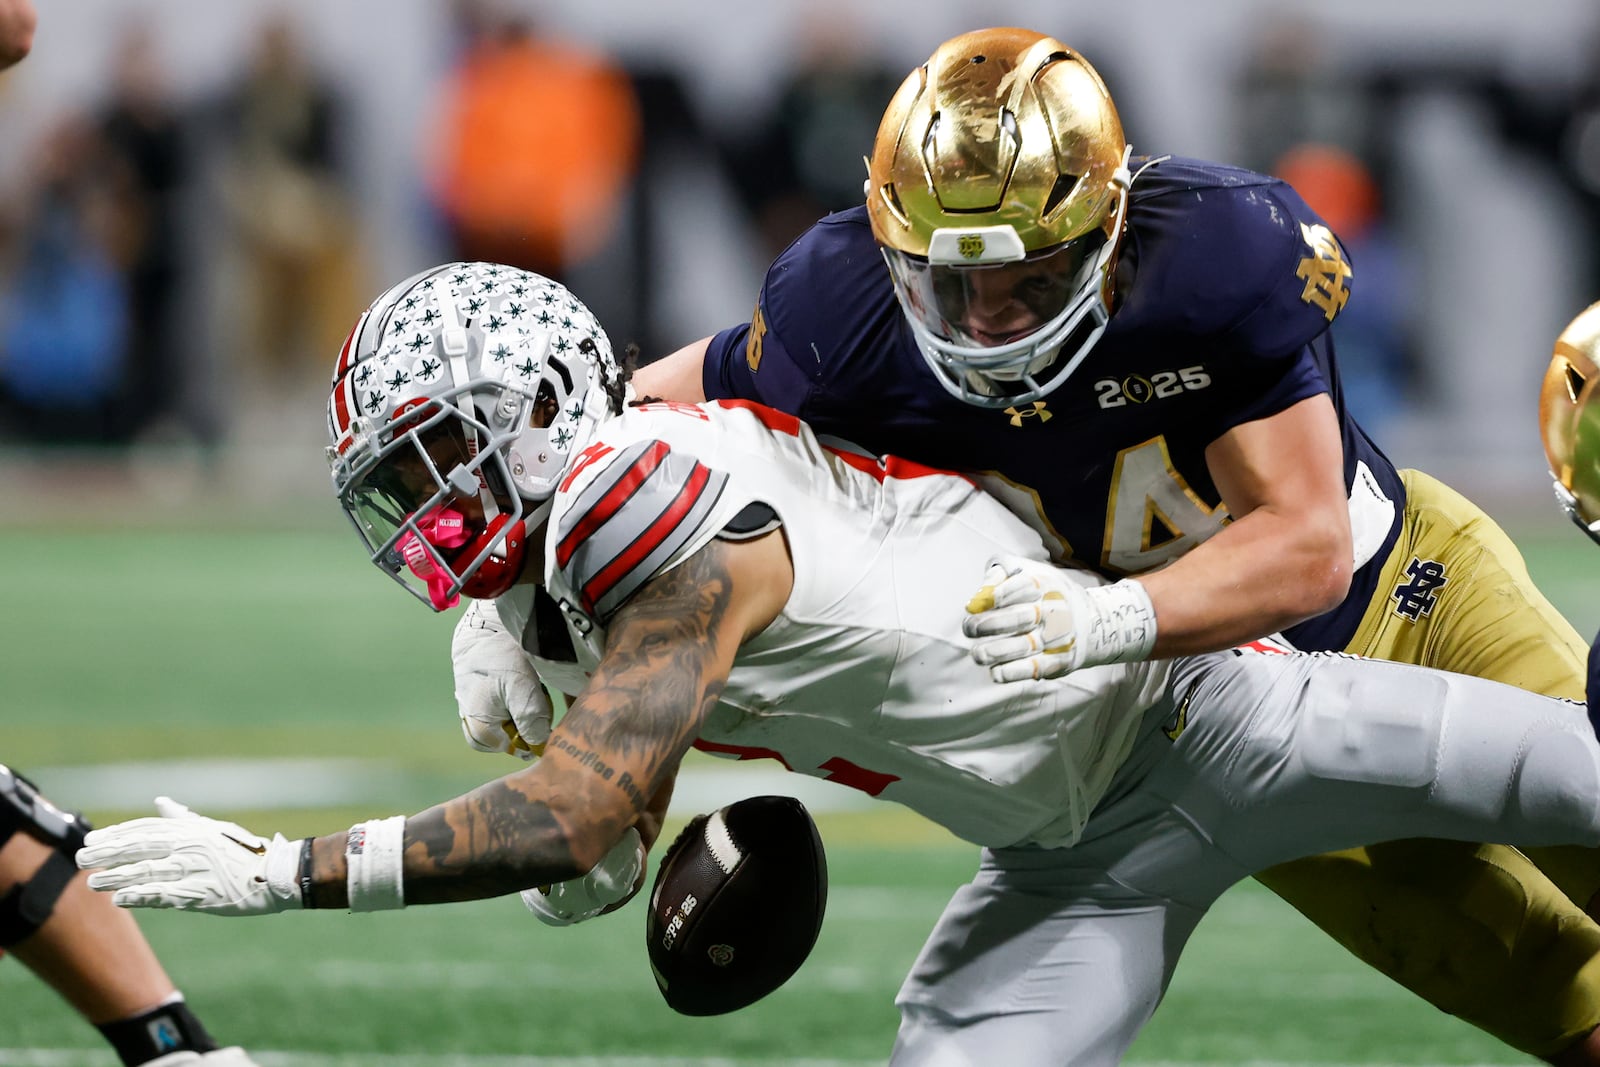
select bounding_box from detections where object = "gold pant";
[1257,468,1599,1056]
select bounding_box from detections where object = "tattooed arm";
[303,532,792,909]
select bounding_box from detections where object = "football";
[645,794,828,1016]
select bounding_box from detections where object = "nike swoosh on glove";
[76,797,302,915]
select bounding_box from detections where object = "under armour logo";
[1004,402,1052,427]
[1391,557,1448,621]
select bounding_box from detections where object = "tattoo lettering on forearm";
[401,777,581,905]
[560,544,737,802]
[545,733,646,809]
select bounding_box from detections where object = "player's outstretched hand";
[963,556,1157,681]
[76,797,303,916]
[522,826,644,926]
[453,597,552,760]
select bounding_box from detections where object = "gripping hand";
[76,797,302,915]
[964,556,1157,682]
[453,597,552,759]
[521,827,645,926]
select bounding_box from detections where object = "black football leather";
[645,795,827,1015]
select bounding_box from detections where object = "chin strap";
[398,507,472,610]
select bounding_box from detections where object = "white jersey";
[500,399,1171,849]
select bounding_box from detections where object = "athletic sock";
[97,994,218,1066]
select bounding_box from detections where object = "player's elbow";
[1293,531,1353,616]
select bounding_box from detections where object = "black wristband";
[298,837,316,909]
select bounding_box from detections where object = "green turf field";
[4,509,1597,1065]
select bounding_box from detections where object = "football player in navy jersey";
[563,24,1600,1064]
[1541,301,1600,735]
[73,262,1600,1065]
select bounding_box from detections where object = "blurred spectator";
[428,7,640,284]
[0,0,31,68]
[1457,15,1600,304]
[0,116,130,445]
[213,12,362,400]
[719,12,900,259]
[1273,143,1414,439]
[97,23,194,442]
[1234,14,1391,183]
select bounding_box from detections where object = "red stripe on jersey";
[715,397,803,436]
[691,738,795,771]
[579,459,711,615]
[556,440,670,571]
[882,454,973,485]
[711,397,972,486]
[1237,638,1289,655]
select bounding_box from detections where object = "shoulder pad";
[552,437,730,620]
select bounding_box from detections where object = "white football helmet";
[327,263,627,610]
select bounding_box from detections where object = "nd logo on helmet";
[957,234,986,260]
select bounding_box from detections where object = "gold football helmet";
[867,27,1131,407]
[1540,301,1600,544]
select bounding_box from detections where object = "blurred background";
[9,1,1600,1062]
[4,0,1600,504]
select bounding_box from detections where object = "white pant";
[891,649,1600,1066]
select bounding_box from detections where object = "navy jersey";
[702,156,1405,652]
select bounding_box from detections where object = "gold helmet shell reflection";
[867,27,1126,258]
[1541,301,1600,541]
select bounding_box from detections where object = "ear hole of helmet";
[1042,174,1077,219]
[531,380,560,430]
[1566,363,1588,403]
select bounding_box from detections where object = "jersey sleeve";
[550,423,755,624]
[702,208,898,420]
[703,316,816,411]
[1131,163,1353,432]
[1204,177,1354,360]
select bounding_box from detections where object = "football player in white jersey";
[78,264,1600,1064]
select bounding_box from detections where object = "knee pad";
[0,763,92,947]
[1512,719,1600,845]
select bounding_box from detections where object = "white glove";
[453,597,552,759]
[76,797,303,916]
[521,826,644,926]
[963,556,1158,682]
